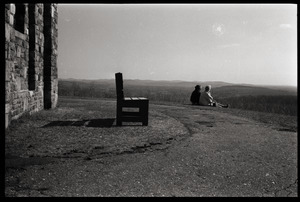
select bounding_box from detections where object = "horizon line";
[58,77,297,88]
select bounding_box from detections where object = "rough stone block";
[10,49,16,59]
[38,7,43,14]
[21,78,27,90]
[5,24,11,42]
[5,41,8,52]
[53,93,58,108]
[20,60,26,69]
[5,66,10,82]
[5,9,10,23]
[11,110,17,117]
[15,31,27,41]
[16,46,21,57]
[5,103,10,114]
[5,82,11,102]
[35,54,40,62]
[51,6,55,17]
[14,104,21,111]
[23,98,28,111]
[11,92,16,100]
[20,91,27,98]
[11,72,15,82]
[9,14,14,25]
[25,53,29,62]
[5,114,9,129]
[5,94,10,104]
[12,99,18,105]
[16,77,21,91]
[25,16,29,24]
[10,4,15,14]
[16,108,23,116]
[15,38,21,46]
[10,60,15,70]
[23,67,27,79]
[24,41,29,49]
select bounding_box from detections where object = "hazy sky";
[58,4,297,86]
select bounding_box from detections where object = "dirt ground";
[5,97,297,197]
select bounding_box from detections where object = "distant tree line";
[58,80,297,116]
[58,81,116,98]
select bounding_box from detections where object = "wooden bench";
[115,72,149,126]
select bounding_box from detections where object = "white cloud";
[217,43,240,49]
[279,24,292,29]
[212,23,225,37]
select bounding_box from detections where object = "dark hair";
[195,85,201,89]
[205,85,211,92]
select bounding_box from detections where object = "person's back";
[200,91,213,106]
[200,85,214,106]
[190,85,201,105]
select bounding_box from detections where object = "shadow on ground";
[5,154,57,169]
[42,118,115,128]
[42,118,146,128]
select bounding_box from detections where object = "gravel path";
[5,97,297,197]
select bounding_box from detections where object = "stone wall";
[44,4,58,109]
[5,3,58,128]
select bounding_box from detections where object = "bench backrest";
[115,72,124,100]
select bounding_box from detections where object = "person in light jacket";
[200,85,228,108]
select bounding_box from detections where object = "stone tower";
[5,3,58,128]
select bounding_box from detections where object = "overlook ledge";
[5,97,297,197]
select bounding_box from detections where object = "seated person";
[190,85,201,105]
[200,85,228,108]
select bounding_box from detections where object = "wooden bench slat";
[120,116,148,122]
[122,112,142,116]
[123,97,148,101]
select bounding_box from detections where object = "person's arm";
[208,92,214,103]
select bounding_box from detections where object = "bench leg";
[141,103,149,126]
[117,119,122,126]
[116,103,122,126]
